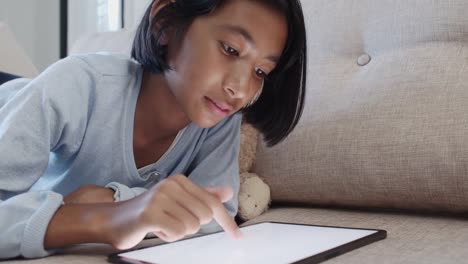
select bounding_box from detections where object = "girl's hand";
[64,185,115,204]
[106,174,242,249]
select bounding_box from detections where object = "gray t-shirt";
[0,53,241,259]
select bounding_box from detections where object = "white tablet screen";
[117,222,379,264]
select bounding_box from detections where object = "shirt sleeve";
[105,182,147,202]
[186,113,242,234]
[0,56,92,259]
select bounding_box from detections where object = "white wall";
[123,0,151,29]
[0,0,60,72]
[0,0,149,72]
[68,0,123,54]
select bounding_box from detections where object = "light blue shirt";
[0,53,241,259]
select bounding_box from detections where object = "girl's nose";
[223,65,250,99]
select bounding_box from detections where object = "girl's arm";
[45,175,241,250]
[0,57,91,259]
[54,112,244,248]
[60,113,244,239]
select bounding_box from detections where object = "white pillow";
[0,22,38,78]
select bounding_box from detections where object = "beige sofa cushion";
[245,208,468,264]
[253,0,468,212]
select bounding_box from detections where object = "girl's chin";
[193,118,222,129]
[189,101,232,128]
[191,112,226,128]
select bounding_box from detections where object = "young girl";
[0,0,306,259]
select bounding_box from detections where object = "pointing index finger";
[212,203,243,240]
[169,175,243,239]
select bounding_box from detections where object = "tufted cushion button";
[357,54,371,66]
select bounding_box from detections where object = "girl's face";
[163,0,288,128]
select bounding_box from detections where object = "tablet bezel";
[107,221,387,264]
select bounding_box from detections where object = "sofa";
[3,0,468,263]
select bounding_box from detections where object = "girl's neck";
[134,70,190,144]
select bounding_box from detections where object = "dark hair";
[132,0,307,147]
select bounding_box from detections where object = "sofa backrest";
[253,0,468,213]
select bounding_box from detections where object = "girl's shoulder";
[0,53,142,118]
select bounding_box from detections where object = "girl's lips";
[205,97,230,117]
[207,97,233,111]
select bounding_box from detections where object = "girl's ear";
[149,0,176,45]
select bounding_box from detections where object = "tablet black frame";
[108,221,387,264]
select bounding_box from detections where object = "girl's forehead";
[197,0,288,51]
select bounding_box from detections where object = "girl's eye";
[255,68,268,79]
[222,43,239,56]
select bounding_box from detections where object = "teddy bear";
[237,121,271,221]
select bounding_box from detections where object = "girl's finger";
[150,210,186,242]
[204,186,234,203]
[170,175,242,240]
[159,193,202,235]
[164,181,214,225]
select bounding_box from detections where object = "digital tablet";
[108,221,386,264]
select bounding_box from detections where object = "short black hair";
[132,0,307,147]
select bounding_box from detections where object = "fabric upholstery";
[245,207,468,264]
[253,0,468,213]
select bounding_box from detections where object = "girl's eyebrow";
[218,24,280,63]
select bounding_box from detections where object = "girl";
[0,0,306,259]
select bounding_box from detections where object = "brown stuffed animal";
[237,122,271,221]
